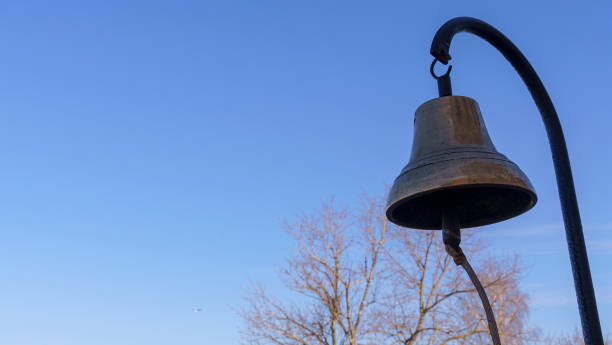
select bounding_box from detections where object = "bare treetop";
[239,195,537,345]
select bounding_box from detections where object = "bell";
[386,96,537,230]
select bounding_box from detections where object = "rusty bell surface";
[386,96,537,230]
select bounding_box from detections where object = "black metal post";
[429,17,604,345]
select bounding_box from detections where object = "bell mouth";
[386,184,537,230]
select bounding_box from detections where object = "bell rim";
[386,182,538,230]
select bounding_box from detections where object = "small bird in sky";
[192,307,203,313]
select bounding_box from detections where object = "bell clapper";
[442,210,502,345]
[441,210,464,264]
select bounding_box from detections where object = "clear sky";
[0,1,610,344]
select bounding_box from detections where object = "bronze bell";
[386,96,537,230]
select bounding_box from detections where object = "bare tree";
[240,196,537,345]
[376,226,538,345]
[239,197,387,345]
[545,328,610,345]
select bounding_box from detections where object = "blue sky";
[0,1,610,344]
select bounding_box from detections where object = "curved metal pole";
[430,17,604,345]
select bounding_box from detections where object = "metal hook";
[430,58,453,96]
[430,58,452,80]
